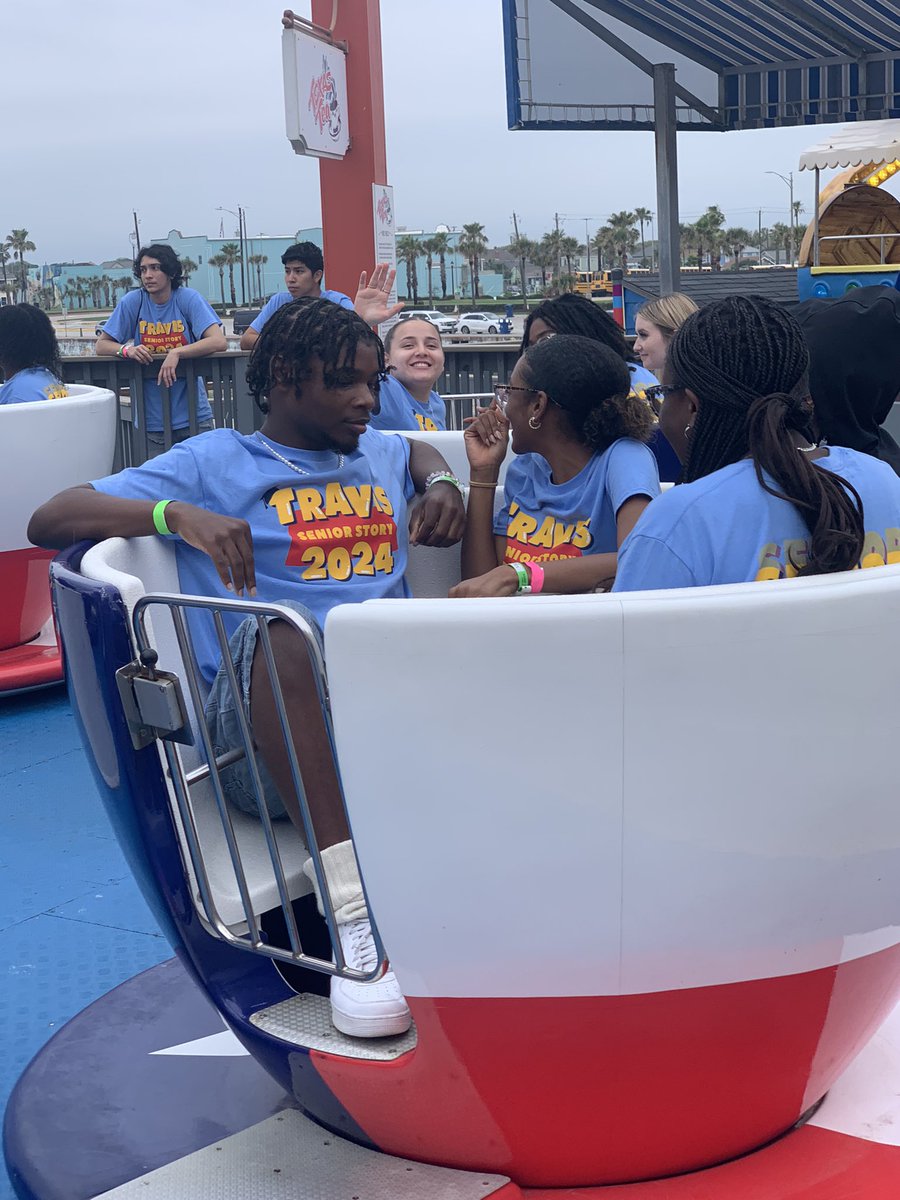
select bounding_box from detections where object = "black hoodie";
[794,285,900,477]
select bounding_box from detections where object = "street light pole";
[766,171,795,266]
[217,206,247,304]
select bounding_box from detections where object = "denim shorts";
[203,599,324,821]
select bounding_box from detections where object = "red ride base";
[0,621,62,694]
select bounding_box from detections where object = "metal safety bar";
[816,233,900,266]
[128,593,387,983]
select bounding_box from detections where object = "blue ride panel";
[798,267,900,300]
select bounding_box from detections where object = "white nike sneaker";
[330,917,412,1039]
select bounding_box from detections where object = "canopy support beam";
[654,63,681,294]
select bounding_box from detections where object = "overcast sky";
[1,0,878,263]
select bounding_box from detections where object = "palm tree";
[115,275,132,300]
[605,211,639,269]
[219,243,242,306]
[420,238,438,306]
[248,253,268,302]
[532,241,556,293]
[723,227,752,268]
[540,228,564,285]
[559,235,581,281]
[694,206,725,270]
[7,228,36,301]
[508,233,536,304]
[769,222,792,264]
[429,231,451,300]
[591,227,615,271]
[396,235,421,304]
[0,242,10,296]
[180,256,199,287]
[208,254,227,306]
[458,222,489,303]
[634,207,653,266]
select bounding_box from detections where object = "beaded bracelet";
[424,471,464,497]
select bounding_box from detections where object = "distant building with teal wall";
[42,225,504,309]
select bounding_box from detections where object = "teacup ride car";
[7,431,900,1199]
[0,384,116,694]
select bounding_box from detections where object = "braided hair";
[520,334,653,453]
[521,292,630,360]
[0,304,64,380]
[246,297,385,412]
[669,295,864,575]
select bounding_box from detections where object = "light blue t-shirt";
[628,361,657,395]
[493,438,660,565]
[103,287,220,432]
[249,289,354,333]
[0,368,68,405]
[371,373,447,432]
[613,446,900,592]
[92,427,414,683]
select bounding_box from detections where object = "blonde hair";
[636,292,698,338]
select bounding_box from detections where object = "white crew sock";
[302,839,368,925]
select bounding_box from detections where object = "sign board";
[282,28,350,160]
[372,184,399,339]
[502,0,900,132]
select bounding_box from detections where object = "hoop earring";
[529,415,542,430]
[684,423,693,437]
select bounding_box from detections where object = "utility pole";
[585,217,591,273]
[237,206,247,304]
[767,171,795,266]
[758,209,763,265]
[554,211,561,281]
[132,211,141,256]
[512,211,527,308]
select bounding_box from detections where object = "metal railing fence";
[61,346,519,467]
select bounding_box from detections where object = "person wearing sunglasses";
[613,295,900,592]
[449,334,660,598]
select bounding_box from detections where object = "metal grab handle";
[131,592,387,981]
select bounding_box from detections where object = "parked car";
[398,309,457,334]
[232,308,262,335]
[457,312,500,335]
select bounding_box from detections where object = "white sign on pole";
[282,28,350,160]
[372,184,399,338]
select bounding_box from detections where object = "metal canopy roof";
[598,0,900,71]
[799,119,900,170]
[504,0,900,131]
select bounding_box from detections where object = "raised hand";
[354,263,405,326]
[463,404,509,474]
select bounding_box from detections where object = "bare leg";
[248,618,349,849]
[247,617,411,1037]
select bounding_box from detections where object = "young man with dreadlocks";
[30,298,466,1040]
[612,295,900,591]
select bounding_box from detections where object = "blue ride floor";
[1,687,171,1200]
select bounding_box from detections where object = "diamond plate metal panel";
[249,993,417,1060]
[93,1110,512,1198]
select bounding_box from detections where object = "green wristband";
[152,500,176,537]
[507,561,530,594]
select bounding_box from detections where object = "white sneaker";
[330,918,412,1039]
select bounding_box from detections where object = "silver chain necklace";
[254,431,344,476]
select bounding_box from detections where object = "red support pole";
[311,0,387,295]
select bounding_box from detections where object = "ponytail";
[747,392,864,575]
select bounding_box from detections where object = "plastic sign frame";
[282,27,350,161]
